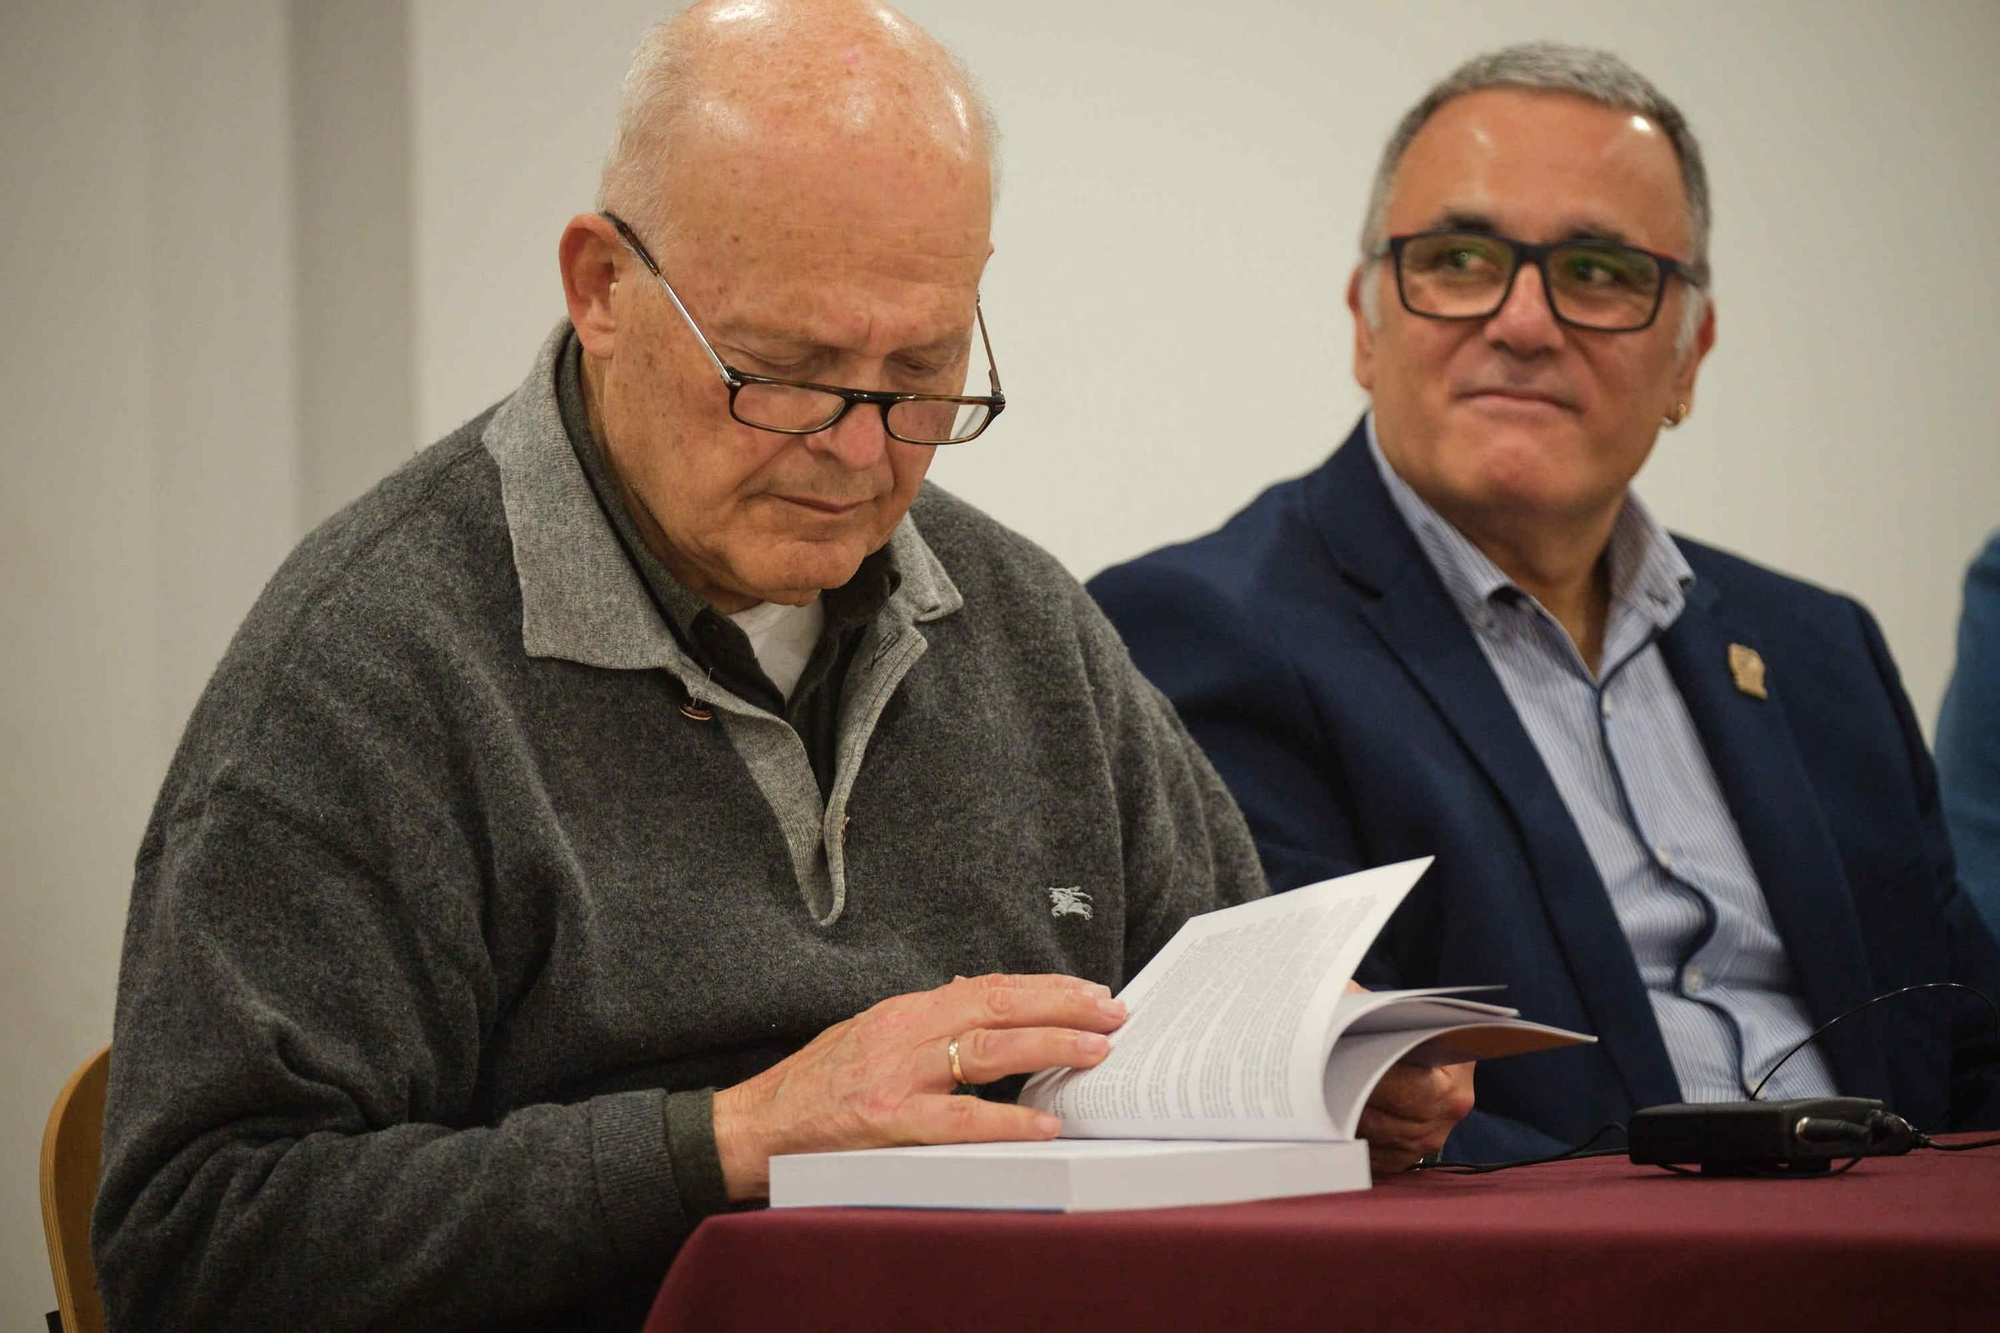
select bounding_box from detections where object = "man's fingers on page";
[1365,1063,1470,1120]
[1360,1063,1438,1117]
[940,974,1125,1035]
[943,972,1112,1001]
[1367,1137,1438,1175]
[1418,1062,1476,1125]
[1359,1063,1475,1171]
[920,1094,1063,1144]
[1357,1105,1453,1169]
[949,1025,1113,1086]
[1357,1105,1443,1142]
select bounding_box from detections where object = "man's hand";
[1357,1061,1475,1173]
[1342,980,1475,1172]
[712,973,1127,1200]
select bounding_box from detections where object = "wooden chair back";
[40,1045,110,1333]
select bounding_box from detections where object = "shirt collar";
[482,323,959,679]
[553,329,717,651]
[1365,411,1693,633]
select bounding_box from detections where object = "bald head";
[598,0,998,243]
[559,0,1000,614]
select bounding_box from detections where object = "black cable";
[1414,1122,1627,1175]
[1415,984,2000,1175]
[1747,982,1999,1103]
[1917,1133,2000,1152]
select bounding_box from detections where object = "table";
[645,1140,2000,1332]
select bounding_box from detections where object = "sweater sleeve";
[93,777,724,1332]
[92,561,726,1330]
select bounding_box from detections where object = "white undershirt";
[725,598,826,701]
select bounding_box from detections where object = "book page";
[1331,988,1516,1035]
[1021,858,1433,1139]
[1320,1023,1595,1139]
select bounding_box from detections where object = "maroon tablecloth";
[645,1140,2000,1332]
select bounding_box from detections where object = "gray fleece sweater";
[93,328,1266,1332]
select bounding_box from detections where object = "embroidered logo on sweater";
[1047,886,1093,920]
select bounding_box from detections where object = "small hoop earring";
[1664,401,1691,428]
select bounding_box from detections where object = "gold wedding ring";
[947,1035,969,1086]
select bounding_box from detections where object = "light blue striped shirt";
[1368,418,1835,1102]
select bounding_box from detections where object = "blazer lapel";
[1657,576,1893,1099]
[1304,433,1681,1111]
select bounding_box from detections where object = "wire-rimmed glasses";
[602,212,1005,445]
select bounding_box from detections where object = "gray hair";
[596,9,1002,249]
[1358,42,1711,351]
[595,17,697,245]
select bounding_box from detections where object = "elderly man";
[93,4,1466,1329]
[1092,43,2000,1162]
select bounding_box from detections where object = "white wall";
[0,2,412,1324]
[3,0,1996,1324]
[2,21,158,1329]
[294,0,419,520]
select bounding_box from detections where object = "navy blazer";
[1090,421,2000,1159]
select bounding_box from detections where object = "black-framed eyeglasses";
[601,212,1005,445]
[1383,230,1704,333]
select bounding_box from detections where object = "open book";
[770,858,1594,1211]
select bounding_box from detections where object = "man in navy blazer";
[1092,44,2000,1161]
